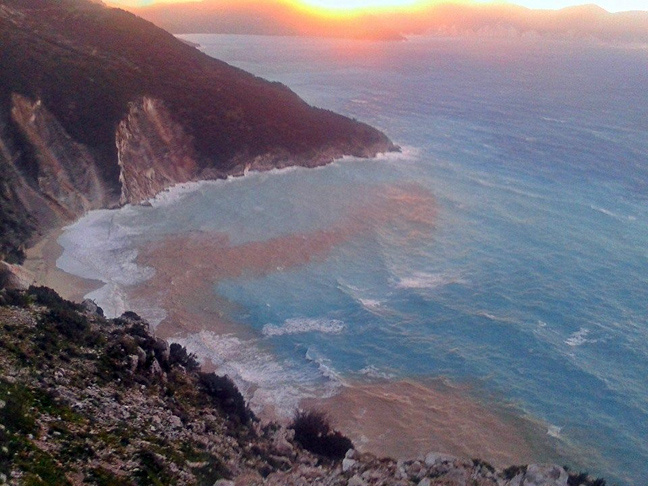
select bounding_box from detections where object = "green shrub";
[290,409,353,460]
[0,289,32,308]
[472,458,495,473]
[0,382,36,435]
[503,465,527,480]
[28,286,79,311]
[42,308,88,338]
[86,467,133,486]
[568,472,590,485]
[169,343,200,371]
[198,373,251,425]
[134,448,173,485]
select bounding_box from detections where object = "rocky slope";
[0,286,608,486]
[0,0,396,262]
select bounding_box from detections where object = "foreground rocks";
[0,287,607,486]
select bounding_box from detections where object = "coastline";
[129,228,561,468]
[22,184,563,469]
[23,228,104,302]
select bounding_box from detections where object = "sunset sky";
[109,0,648,13]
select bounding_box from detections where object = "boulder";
[0,261,33,290]
[81,299,103,316]
[424,452,457,467]
[521,464,568,486]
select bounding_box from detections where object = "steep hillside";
[0,0,396,261]
[0,286,607,485]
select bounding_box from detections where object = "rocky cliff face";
[117,97,198,205]
[0,0,396,262]
[9,94,109,218]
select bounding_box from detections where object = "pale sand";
[23,228,104,303]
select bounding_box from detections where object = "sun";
[297,0,423,8]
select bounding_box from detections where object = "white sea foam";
[589,205,632,222]
[147,180,210,208]
[394,271,463,290]
[173,331,340,418]
[375,144,421,162]
[305,346,345,384]
[358,365,395,380]
[547,424,563,438]
[336,279,388,315]
[262,317,346,337]
[474,311,518,325]
[359,298,383,310]
[565,327,591,347]
[56,209,155,318]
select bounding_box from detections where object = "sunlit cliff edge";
[0,0,396,263]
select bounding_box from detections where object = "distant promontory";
[127,0,648,44]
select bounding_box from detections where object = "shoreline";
[23,228,104,303]
[19,185,562,470]
[129,227,562,468]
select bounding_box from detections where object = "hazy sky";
[111,0,648,12]
[510,0,647,11]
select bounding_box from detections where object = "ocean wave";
[547,424,563,438]
[589,205,633,222]
[173,331,341,418]
[305,346,345,384]
[375,144,421,162]
[359,298,383,310]
[474,311,518,325]
[262,317,346,337]
[358,365,395,380]
[57,209,155,317]
[394,271,464,290]
[335,279,389,316]
[147,180,210,208]
[565,327,592,347]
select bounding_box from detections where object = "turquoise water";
[59,36,648,484]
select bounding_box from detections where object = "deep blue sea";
[58,36,648,485]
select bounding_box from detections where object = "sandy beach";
[23,229,104,303]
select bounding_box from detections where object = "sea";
[57,35,648,485]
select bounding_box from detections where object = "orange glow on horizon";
[110,0,480,15]
[282,0,461,19]
[107,0,648,14]
[295,0,424,11]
